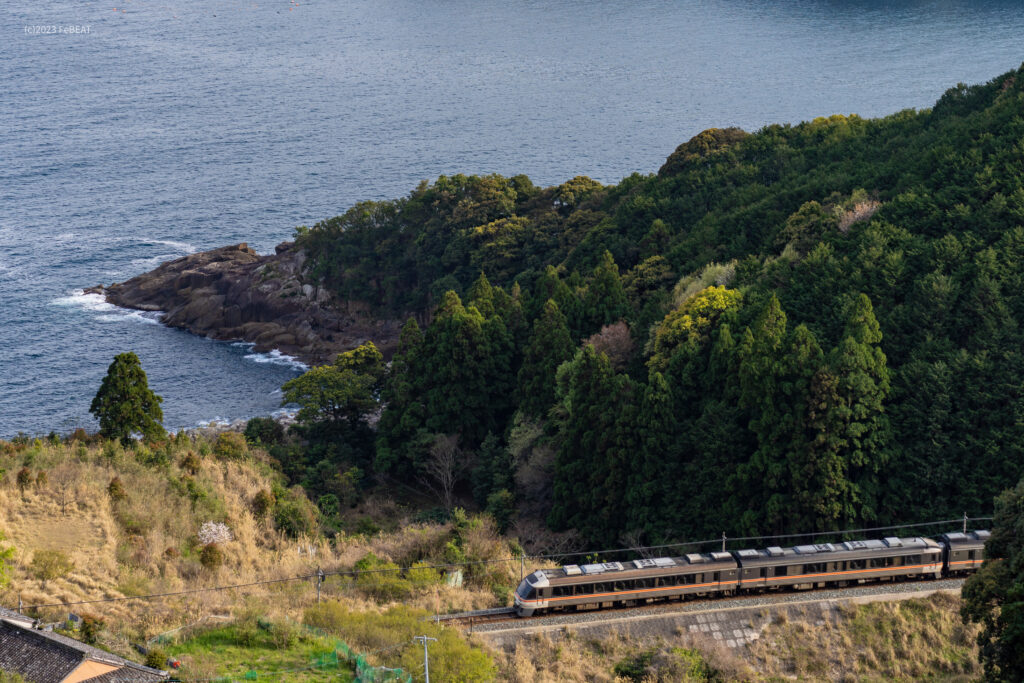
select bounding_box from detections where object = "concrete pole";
[414,636,437,683]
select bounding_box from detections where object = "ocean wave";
[130,252,187,270]
[51,289,163,325]
[135,238,199,254]
[243,349,308,371]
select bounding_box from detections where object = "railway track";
[433,576,966,633]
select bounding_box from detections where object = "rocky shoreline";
[86,242,404,367]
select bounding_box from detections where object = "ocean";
[2,0,1022,438]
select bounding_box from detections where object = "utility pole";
[721,533,727,553]
[963,512,968,534]
[520,554,525,582]
[316,566,325,604]
[413,635,437,683]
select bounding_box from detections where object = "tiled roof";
[0,619,168,682]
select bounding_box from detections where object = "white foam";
[135,238,199,253]
[130,252,185,270]
[51,289,163,325]
[243,349,308,371]
[51,289,117,312]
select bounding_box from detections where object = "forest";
[267,65,1024,549]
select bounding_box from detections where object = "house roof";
[0,619,167,682]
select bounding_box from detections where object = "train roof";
[940,530,990,546]
[540,551,738,583]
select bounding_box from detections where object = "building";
[0,607,167,683]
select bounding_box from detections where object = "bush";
[15,467,31,496]
[303,603,495,680]
[34,470,47,488]
[199,543,224,570]
[406,561,442,588]
[79,613,104,645]
[108,476,127,502]
[354,552,413,601]
[213,432,248,460]
[252,489,275,518]
[272,494,318,538]
[244,417,284,446]
[31,550,74,583]
[144,648,167,670]
[180,452,200,475]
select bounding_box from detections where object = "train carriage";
[940,531,989,575]
[734,536,943,592]
[514,552,739,617]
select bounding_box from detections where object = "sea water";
[3,0,1022,437]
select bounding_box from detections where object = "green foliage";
[517,299,575,417]
[649,285,742,371]
[199,543,224,570]
[107,476,127,502]
[272,490,319,538]
[30,549,74,583]
[243,416,284,446]
[15,467,31,496]
[79,613,104,645]
[352,552,413,601]
[251,488,275,518]
[0,531,15,590]
[962,476,1024,681]
[89,352,165,444]
[303,602,496,681]
[613,649,655,681]
[212,432,247,460]
[144,648,167,670]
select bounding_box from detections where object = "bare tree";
[51,464,77,517]
[421,434,465,511]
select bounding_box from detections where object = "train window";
[850,559,866,570]
[713,572,720,582]
[759,567,769,578]
[870,557,886,568]
[553,586,567,597]
[614,581,626,592]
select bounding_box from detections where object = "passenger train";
[514,530,988,616]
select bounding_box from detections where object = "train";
[513,530,988,616]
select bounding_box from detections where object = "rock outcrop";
[86,242,404,366]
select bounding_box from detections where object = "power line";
[13,515,992,610]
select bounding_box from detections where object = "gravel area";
[471,578,965,633]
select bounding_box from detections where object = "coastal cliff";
[86,242,403,366]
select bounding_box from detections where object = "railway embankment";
[475,579,964,648]
[484,583,980,680]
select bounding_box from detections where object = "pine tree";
[517,299,575,418]
[89,352,164,444]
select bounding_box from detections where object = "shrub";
[35,470,48,488]
[244,417,284,446]
[354,552,413,601]
[180,452,200,475]
[15,467,31,496]
[251,489,275,518]
[273,495,317,538]
[303,603,495,680]
[79,613,104,645]
[405,561,442,588]
[30,550,74,584]
[614,650,655,681]
[213,432,247,460]
[108,476,127,502]
[144,648,167,670]
[199,543,224,570]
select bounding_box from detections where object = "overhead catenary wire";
[14,515,992,610]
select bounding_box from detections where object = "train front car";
[514,570,550,616]
[515,554,740,616]
[940,530,989,575]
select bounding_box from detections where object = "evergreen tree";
[375,318,428,476]
[962,476,1024,681]
[90,352,164,444]
[549,345,622,538]
[827,294,891,525]
[583,251,629,333]
[517,299,575,418]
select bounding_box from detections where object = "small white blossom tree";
[197,521,232,546]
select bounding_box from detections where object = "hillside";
[94,65,1024,552]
